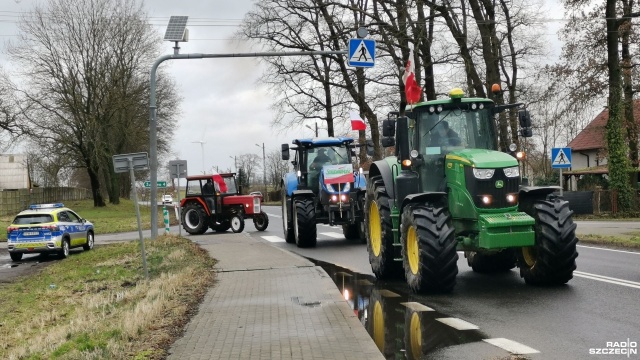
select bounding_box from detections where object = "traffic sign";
[168,160,188,179]
[144,181,167,188]
[551,147,572,169]
[348,39,376,68]
[112,152,149,174]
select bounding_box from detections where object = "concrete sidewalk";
[166,232,384,360]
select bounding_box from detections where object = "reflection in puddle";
[311,259,486,359]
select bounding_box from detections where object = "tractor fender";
[400,192,447,214]
[283,172,300,197]
[368,159,397,201]
[518,186,562,214]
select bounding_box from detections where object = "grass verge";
[0,235,216,359]
[578,233,640,250]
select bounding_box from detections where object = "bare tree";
[6,0,179,206]
[266,148,290,190]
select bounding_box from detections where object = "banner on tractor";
[323,164,354,185]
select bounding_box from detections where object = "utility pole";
[305,123,319,137]
[229,155,237,172]
[255,143,267,200]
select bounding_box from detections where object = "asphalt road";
[2,206,639,359]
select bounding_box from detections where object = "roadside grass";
[0,199,178,241]
[578,232,640,250]
[0,235,215,359]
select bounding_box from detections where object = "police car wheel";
[9,252,22,262]
[83,232,94,251]
[59,239,70,259]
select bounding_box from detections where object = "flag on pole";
[350,110,366,131]
[402,49,422,104]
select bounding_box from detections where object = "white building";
[0,154,30,190]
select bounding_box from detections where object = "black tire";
[293,197,317,248]
[9,252,22,262]
[210,221,231,232]
[82,232,95,251]
[401,204,459,293]
[365,175,403,279]
[467,249,516,273]
[342,223,360,240]
[230,214,245,233]
[59,239,70,259]
[517,198,578,285]
[281,187,295,243]
[182,202,209,235]
[253,211,269,231]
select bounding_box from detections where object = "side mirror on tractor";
[382,137,395,148]
[281,144,290,160]
[365,139,375,156]
[382,119,396,137]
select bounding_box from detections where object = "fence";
[0,187,92,216]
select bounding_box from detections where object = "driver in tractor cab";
[202,179,216,213]
[429,121,461,147]
[308,149,332,193]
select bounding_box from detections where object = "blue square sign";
[348,39,376,68]
[551,147,572,169]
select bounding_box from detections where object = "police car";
[6,203,95,262]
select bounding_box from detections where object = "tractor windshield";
[417,108,498,154]
[306,145,350,172]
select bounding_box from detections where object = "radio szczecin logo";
[589,339,637,357]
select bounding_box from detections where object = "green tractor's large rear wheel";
[365,175,402,279]
[293,197,317,248]
[517,198,578,285]
[401,204,458,293]
[182,202,209,235]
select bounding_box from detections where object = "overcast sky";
[0,0,566,178]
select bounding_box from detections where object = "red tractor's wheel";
[253,211,269,231]
[230,214,245,233]
[182,202,209,235]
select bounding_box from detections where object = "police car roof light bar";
[29,203,65,210]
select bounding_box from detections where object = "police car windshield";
[13,214,54,225]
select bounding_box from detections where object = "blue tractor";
[281,137,367,247]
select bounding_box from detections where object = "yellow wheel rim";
[522,247,536,267]
[410,312,422,359]
[369,201,382,256]
[373,301,384,351]
[407,225,420,275]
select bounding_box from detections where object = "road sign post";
[551,147,572,196]
[168,160,188,237]
[112,153,149,281]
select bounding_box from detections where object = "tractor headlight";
[503,166,520,178]
[343,182,351,192]
[481,195,492,205]
[506,194,518,204]
[326,183,336,192]
[473,168,495,179]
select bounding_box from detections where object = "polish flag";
[402,49,422,104]
[350,110,366,131]
[211,168,228,193]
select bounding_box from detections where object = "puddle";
[310,259,487,360]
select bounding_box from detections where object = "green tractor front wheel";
[401,204,459,293]
[517,198,578,285]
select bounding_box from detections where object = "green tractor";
[366,87,578,293]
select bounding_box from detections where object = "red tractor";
[180,173,269,234]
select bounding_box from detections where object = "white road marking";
[261,236,285,243]
[483,338,540,354]
[378,289,400,297]
[319,224,341,229]
[320,232,344,239]
[436,317,479,330]
[574,271,640,290]
[401,302,434,312]
[264,213,281,218]
[577,244,640,255]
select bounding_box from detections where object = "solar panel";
[163,16,189,41]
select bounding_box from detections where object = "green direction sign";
[144,181,167,188]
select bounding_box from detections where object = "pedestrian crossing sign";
[551,147,572,169]
[348,39,376,68]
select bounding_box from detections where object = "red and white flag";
[211,168,228,193]
[402,49,422,104]
[350,110,366,131]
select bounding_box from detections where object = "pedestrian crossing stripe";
[320,232,344,239]
[261,236,285,243]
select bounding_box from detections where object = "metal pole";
[176,163,182,237]
[150,50,347,239]
[262,143,267,200]
[315,122,318,137]
[560,168,563,197]
[129,159,149,281]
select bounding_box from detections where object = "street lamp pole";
[229,155,237,172]
[305,123,318,137]
[255,143,267,199]
[192,140,206,174]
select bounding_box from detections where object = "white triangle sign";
[552,148,569,165]
[349,41,373,64]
